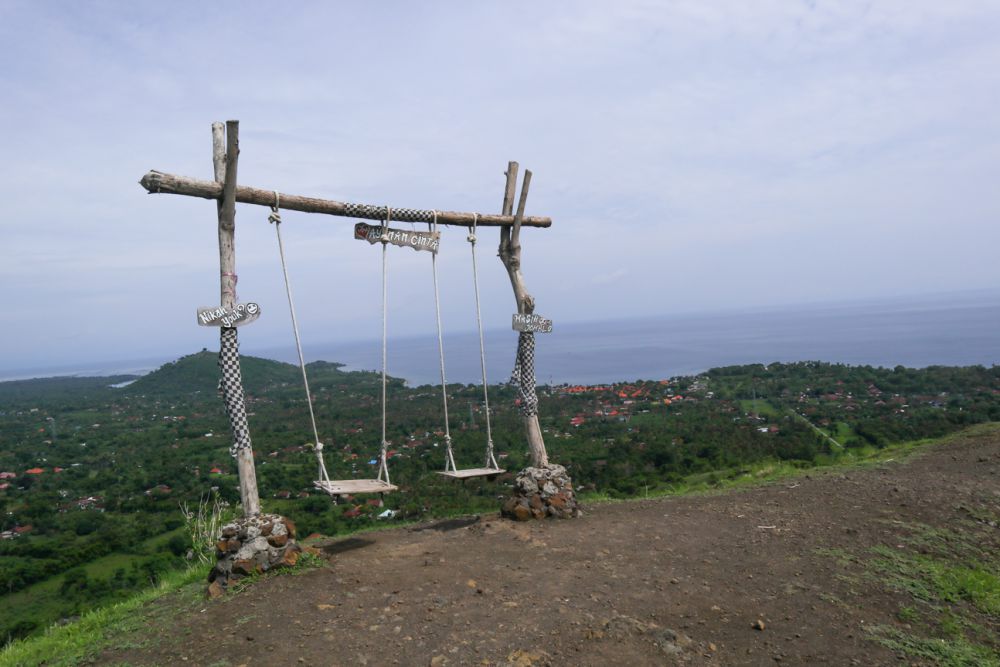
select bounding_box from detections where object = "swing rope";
[427,211,456,471]
[468,215,499,469]
[269,193,330,484]
[377,209,392,485]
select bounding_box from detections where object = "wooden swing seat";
[437,467,506,480]
[314,479,398,495]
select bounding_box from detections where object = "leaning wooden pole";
[497,162,579,521]
[213,120,261,517]
[499,162,548,468]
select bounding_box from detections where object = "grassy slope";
[0,528,187,645]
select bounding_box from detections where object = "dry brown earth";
[99,427,1000,666]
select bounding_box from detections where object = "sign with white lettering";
[354,223,440,254]
[197,302,261,328]
[512,313,553,333]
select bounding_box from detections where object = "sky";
[1,1,998,373]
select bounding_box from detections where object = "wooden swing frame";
[139,120,552,515]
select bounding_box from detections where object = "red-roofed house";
[25,468,44,475]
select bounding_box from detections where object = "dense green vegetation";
[2,352,998,645]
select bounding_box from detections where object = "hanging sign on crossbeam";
[197,302,261,328]
[354,223,440,254]
[512,313,553,333]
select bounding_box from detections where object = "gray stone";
[501,464,581,521]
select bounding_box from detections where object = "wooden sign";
[354,223,440,254]
[512,313,552,333]
[197,302,261,328]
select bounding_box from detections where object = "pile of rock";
[207,513,301,597]
[501,464,581,520]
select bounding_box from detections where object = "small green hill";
[124,351,300,397]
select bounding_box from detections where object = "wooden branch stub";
[220,121,239,233]
[502,162,519,217]
[138,170,552,228]
[510,169,532,255]
[211,123,225,184]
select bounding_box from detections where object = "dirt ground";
[99,428,1000,666]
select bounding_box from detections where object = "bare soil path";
[100,427,1000,666]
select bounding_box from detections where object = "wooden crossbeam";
[138,170,553,228]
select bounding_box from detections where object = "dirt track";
[101,428,1000,666]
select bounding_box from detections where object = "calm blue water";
[254,291,1000,386]
[5,292,998,386]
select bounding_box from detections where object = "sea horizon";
[3,289,997,386]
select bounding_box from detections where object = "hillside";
[3,356,999,654]
[124,350,304,396]
[90,425,1000,666]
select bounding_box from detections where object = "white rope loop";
[270,191,329,483]
[468,213,498,468]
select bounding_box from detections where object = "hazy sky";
[1,1,998,372]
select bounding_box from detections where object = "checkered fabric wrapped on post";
[510,331,539,417]
[344,202,434,223]
[218,327,253,457]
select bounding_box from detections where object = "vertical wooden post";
[212,120,261,517]
[499,162,549,468]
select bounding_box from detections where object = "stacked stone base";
[501,464,581,520]
[207,513,301,597]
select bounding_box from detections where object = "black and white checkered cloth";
[218,328,253,457]
[344,202,435,223]
[510,331,539,417]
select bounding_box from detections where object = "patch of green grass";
[869,545,1000,616]
[866,624,999,667]
[0,565,206,667]
[831,421,856,443]
[815,504,1000,665]
[897,606,920,623]
[887,521,982,561]
[291,550,326,573]
[814,547,856,567]
[738,399,780,417]
[0,526,192,645]
[226,548,327,595]
[582,428,965,509]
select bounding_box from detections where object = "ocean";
[4,292,998,386]
[253,291,1000,386]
